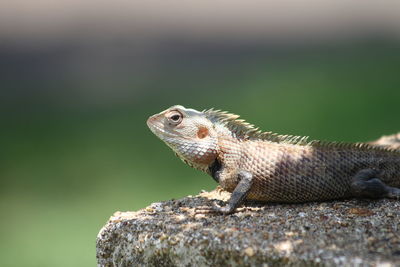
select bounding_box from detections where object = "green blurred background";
[1,1,399,266]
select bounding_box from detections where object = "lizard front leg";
[196,170,254,215]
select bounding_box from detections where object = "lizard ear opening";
[197,127,209,139]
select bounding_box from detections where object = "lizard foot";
[387,187,400,200]
[351,168,400,199]
[194,201,234,215]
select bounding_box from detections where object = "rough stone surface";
[97,189,400,266]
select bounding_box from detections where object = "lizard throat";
[166,137,218,172]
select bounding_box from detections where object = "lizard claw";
[194,201,221,215]
[194,201,234,215]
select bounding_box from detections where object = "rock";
[96,189,400,266]
[369,132,400,150]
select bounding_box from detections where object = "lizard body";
[147,105,400,214]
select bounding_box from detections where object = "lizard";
[147,105,400,214]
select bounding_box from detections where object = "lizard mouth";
[147,116,177,139]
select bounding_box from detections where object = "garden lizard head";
[147,105,219,171]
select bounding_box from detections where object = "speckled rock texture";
[97,189,400,267]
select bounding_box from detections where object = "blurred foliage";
[0,43,399,266]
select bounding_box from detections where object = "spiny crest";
[203,108,399,153]
[310,140,399,153]
[203,108,309,145]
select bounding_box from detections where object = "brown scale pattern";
[218,138,400,203]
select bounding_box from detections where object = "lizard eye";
[171,114,180,121]
[167,111,183,124]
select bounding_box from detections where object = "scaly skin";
[147,105,400,214]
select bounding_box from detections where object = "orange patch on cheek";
[197,127,209,139]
